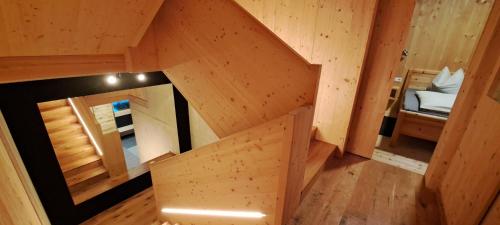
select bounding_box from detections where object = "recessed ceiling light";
[106,74,119,85]
[137,73,146,82]
[161,208,266,219]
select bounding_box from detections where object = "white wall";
[131,84,180,163]
[188,104,219,149]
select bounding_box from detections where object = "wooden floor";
[289,154,440,225]
[81,188,159,225]
[82,154,440,225]
[376,135,435,163]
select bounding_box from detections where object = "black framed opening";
[0,72,191,225]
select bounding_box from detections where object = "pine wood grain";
[346,0,416,158]
[153,0,320,138]
[426,0,500,190]
[289,154,441,225]
[235,0,378,152]
[0,0,164,57]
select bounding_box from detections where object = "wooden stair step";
[49,124,84,141]
[45,115,78,132]
[38,99,68,111]
[57,145,97,165]
[54,134,89,150]
[41,106,73,122]
[302,140,337,191]
[56,144,94,157]
[52,133,89,147]
[62,155,102,174]
[66,166,108,189]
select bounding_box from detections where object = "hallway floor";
[82,154,441,225]
[289,154,440,225]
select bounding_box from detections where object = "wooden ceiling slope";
[0,0,164,57]
[235,0,379,152]
[151,0,321,137]
[0,0,164,83]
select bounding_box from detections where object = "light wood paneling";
[236,0,378,152]
[0,0,164,57]
[346,0,416,158]
[426,0,500,190]
[0,54,126,84]
[402,0,494,73]
[81,188,158,225]
[430,2,500,223]
[0,111,50,225]
[290,154,441,225]
[439,93,500,225]
[153,0,320,138]
[150,106,313,225]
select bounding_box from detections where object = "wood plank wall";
[346,0,416,158]
[235,0,378,152]
[0,0,164,56]
[425,1,500,224]
[150,106,313,225]
[0,111,50,225]
[425,0,500,190]
[401,0,493,73]
[152,0,320,138]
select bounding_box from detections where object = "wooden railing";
[150,106,313,225]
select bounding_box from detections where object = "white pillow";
[431,67,464,94]
[432,66,451,85]
[416,91,457,113]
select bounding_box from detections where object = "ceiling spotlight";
[137,73,146,82]
[106,74,119,85]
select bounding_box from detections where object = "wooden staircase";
[302,127,337,197]
[38,99,109,194]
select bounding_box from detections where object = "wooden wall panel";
[153,0,320,137]
[0,111,50,225]
[439,93,500,225]
[425,0,500,190]
[150,106,313,225]
[0,0,164,57]
[426,2,500,224]
[402,0,493,73]
[346,0,416,158]
[236,0,378,152]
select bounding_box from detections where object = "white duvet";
[416,91,457,113]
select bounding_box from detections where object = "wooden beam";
[0,54,126,84]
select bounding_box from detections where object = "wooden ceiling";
[0,0,164,57]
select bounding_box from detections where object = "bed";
[390,69,449,145]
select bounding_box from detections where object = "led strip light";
[161,208,266,219]
[67,98,103,156]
